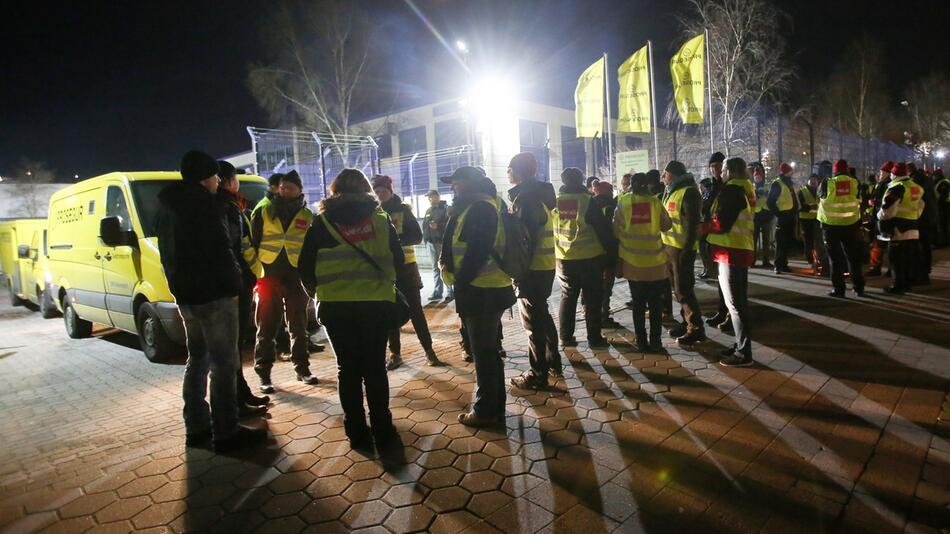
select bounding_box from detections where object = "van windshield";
[130,180,269,238]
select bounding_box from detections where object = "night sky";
[3,0,948,180]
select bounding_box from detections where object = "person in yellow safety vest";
[438,167,515,427]
[702,157,756,367]
[216,161,270,418]
[660,161,707,345]
[592,180,621,330]
[750,163,774,269]
[298,169,404,450]
[615,173,672,352]
[817,159,866,297]
[249,170,318,392]
[768,162,800,273]
[878,162,924,294]
[798,173,820,271]
[554,167,614,349]
[371,175,443,370]
[934,168,950,248]
[505,153,561,391]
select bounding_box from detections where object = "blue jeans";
[463,309,507,419]
[179,297,240,439]
[427,241,450,297]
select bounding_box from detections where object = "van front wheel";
[137,303,181,363]
[63,300,92,338]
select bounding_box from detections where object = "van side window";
[106,186,132,231]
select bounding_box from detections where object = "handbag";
[323,216,411,328]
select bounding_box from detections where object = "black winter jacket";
[508,178,557,272]
[155,183,242,305]
[381,194,424,288]
[422,200,449,244]
[218,189,256,287]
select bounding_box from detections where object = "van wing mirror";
[17,245,30,259]
[99,216,136,247]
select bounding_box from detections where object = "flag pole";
[603,52,614,181]
[647,40,659,169]
[705,28,714,152]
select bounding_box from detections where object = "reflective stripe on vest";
[442,199,510,288]
[771,177,794,211]
[617,193,666,268]
[887,178,923,221]
[554,193,605,260]
[258,205,314,267]
[314,211,396,303]
[389,207,417,264]
[799,186,818,220]
[660,185,699,250]
[707,179,755,251]
[817,175,860,225]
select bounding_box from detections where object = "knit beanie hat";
[371,174,394,192]
[217,160,236,181]
[709,152,726,164]
[891,162,908,177]
[833,159,849,176]
[280,170,303,190]
[561,167,584,185]
[779,163,793,175]
[664,160,687,177]
[508,152,538,179]
[180,150,219,183]
[880,160,894,172]
[593,181,614,196]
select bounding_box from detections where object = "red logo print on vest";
[294,218,309,230]
[558,199,579,220]
[338,219,376,243]
[667,201,676,212]
[835,181,852,196]
[911,188,921,201]
[630,202,651,224]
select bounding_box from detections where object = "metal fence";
[379,145,476,215]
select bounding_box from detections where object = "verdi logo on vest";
[630,202,652,224]
[557,199,579,219]
[294,218,309,230]
[339,219,376,243]
[666,201,676,212]
[835,181,852,196]
[910,188,921,201]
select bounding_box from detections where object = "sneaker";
[698,270,710,279]
[373,427,402,451]
[719,345,738,357]
[588,337,610,349]
[676,329,707,345]
[561,338,579,348]
[718,354,753,367]
[185,428,212,449]
[647,342,662,353]
[308,341,326,353]
[425,349,444,366]
[668,323,687,338]
[297,374,319,385]
[827,290,845,298]
[246,394,270,407]
[259,376,275,394]
[214,426,268,452]
[239,403,267,419]
[463,352,473,363]
[386,354,402,370]
[602,317,622,328]
[625,299,635,308]
[458,412,499,427]
[704,314,727,328]
[510,373,549,390]
[761,262,773,269]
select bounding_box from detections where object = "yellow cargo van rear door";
[100,184,139,332]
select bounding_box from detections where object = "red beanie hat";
[890,162,908,176]
[833,159,849,175]
[371,174,393,192]
[880,160,894,172]
[778,163,793,175]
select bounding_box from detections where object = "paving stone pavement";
[1,253,949,533]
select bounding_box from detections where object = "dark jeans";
[773,213,796,269]
[254,274,310,376]
[822,224,865,293]
[558,257,604,342]
[238,283,255,346]
[426,242,446,297]
[460,320,503,354]
[801,219,817,264]
[889,240,917,291]
[754,215,774,265]
[516,270,559,377]
[463,309,507,420]
[629,280,665,346]
[179,296,240,439]
[717,263,751,357]
[665,247,704,332]
[601,277,615,317]
[320,302,393,439]
[388,282,433,354]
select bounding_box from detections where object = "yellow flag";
[670,33,705,124]
[617,45,651,133]
[574,57,605,138]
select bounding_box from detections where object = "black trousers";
[822,223,865,293]
[558,257,604,342]
[463,309,507,420]
[699,235,717,276]
[517,270,559,377]
[801,219,817,264]
[460,320,503,354]
[888,240,917,291]
[319,301,393,440]
[629,280,665,346]
[774,213,796,269]
[753,215,773,265]
[388,282,433,355]
[665,247,704,331]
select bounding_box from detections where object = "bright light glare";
[790,161,797,168]
[455,40,468,53]
[937,149,947,160]
[467,74,518,121]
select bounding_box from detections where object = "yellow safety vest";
[817,175,860,226]
[388,206,417,264]
[442,199,510,288]
[258,204,314,268]
[314,211,396,303]
[771,177,794,211]
[753,183,768,214]
[554,193,605,260]
[616,193,666,268]
[887,178,923,221]
[799,186,818,220]
[511,194,555,271]
[707,178,755,251]
[661,185,699,251]
[240,212,263,278]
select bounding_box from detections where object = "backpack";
[491,200,533,281]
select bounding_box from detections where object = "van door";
[23,229,41,302]
[101,184,140,332]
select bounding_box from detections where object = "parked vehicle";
[0,218,59,317]
[47,171,267,362]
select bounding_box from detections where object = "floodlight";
[456,40,468,54]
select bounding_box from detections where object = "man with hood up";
[155,150,267,451]
[372,175,443,370]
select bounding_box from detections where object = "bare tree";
[902,72,950,167]
[820,34,889,137]
[680,0,794,154]
[10,158,55,218]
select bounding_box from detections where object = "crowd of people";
[157,148,943,452]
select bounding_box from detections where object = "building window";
[561,126,586,173]
[375,135,393,159]
[519,119,550,181]
[398,126,428,197]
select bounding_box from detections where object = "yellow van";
[0,218,58,317]
[47,171,268,362]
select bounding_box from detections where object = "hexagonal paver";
[340,500,393,529]
[299,495,350,524]
[344,461,385,482]
[260,492,312,518]
[130,501,186,529]
[116,475,168,498]
[306,474,352,499]
[59,492,119,519]
[467,490,513,518]
[427,510,481,534]
[411,421,447,436]
[452,452,493,472]
[383,504,435,533]
[415,450,457,469]
[447,437,484,455]
[94,496,151,524]
[342,479,390,503]
[460,471,503,493]
[419,466,464,489]
[382,484,428,507]
[309,457,354,477]
[424,486,472,513]
[268,471,315,494]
